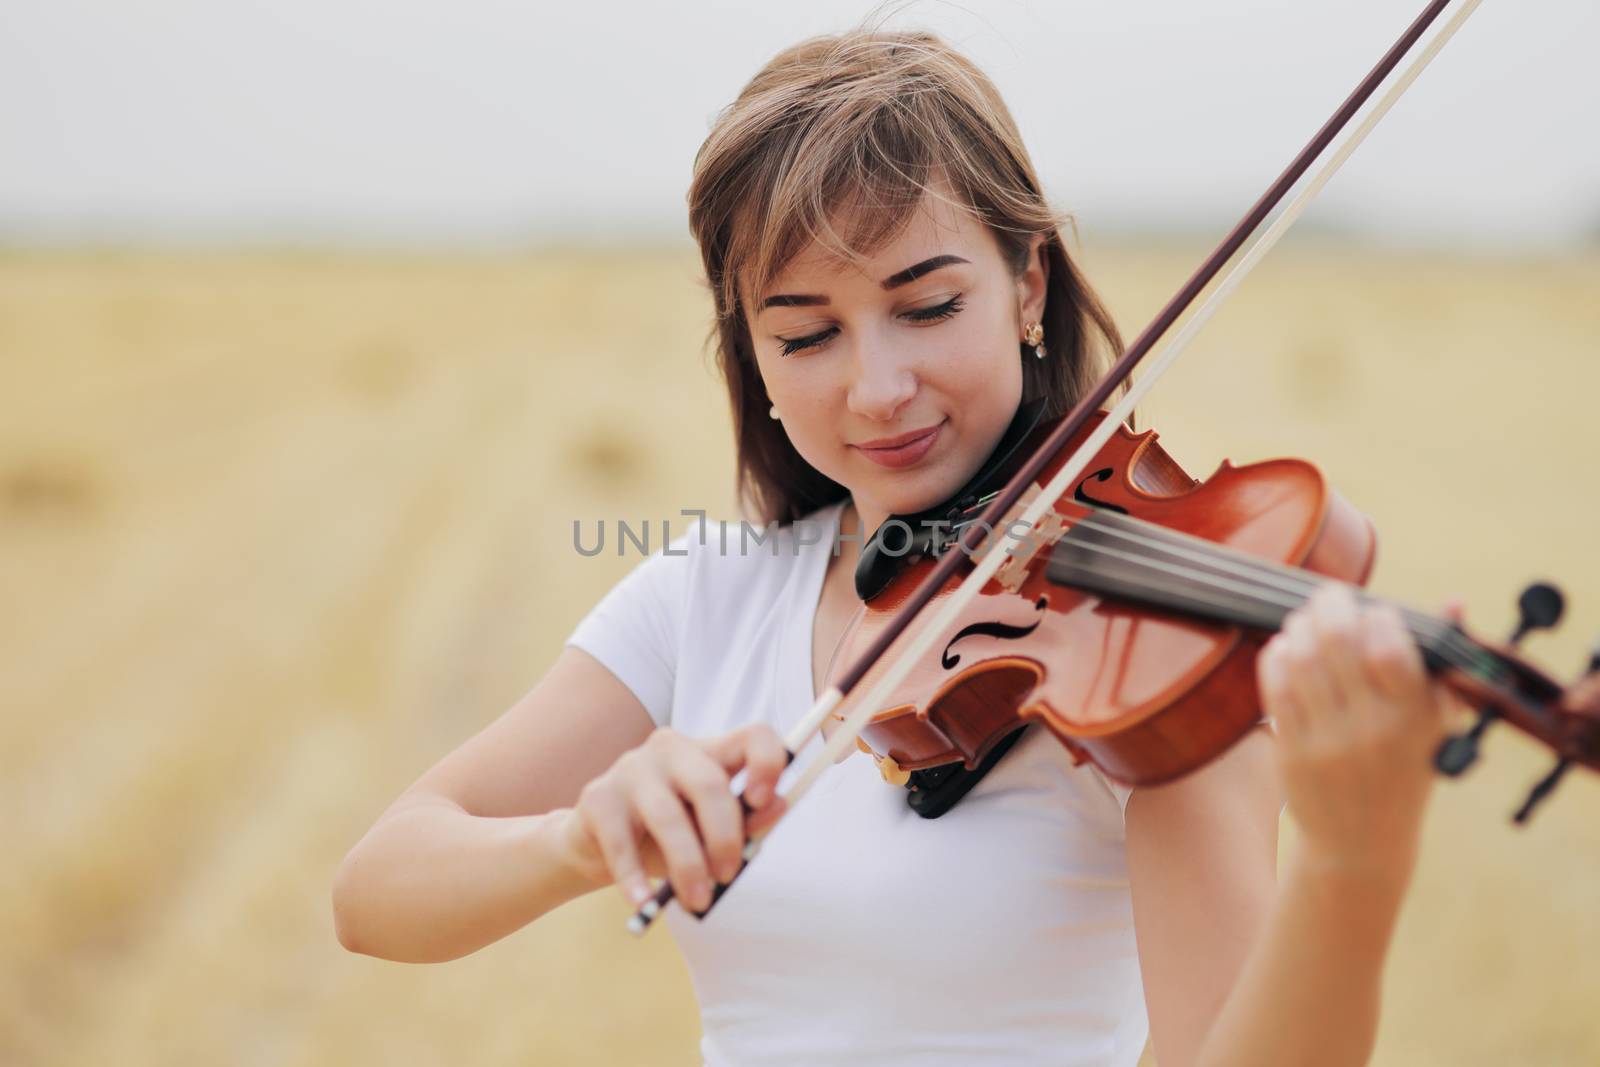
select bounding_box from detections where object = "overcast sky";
[2,0,1595,248]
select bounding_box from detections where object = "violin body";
[827,412,1377,787]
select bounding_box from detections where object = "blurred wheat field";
[1,241,1597,1067]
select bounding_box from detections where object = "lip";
[853,419,945,469]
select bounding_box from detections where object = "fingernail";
[629,880,651,906]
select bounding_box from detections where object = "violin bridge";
[972,483,1070,594]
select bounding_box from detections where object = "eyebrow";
[758,254,971,310]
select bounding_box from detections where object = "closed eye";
[779,326,838,357]
[776,294,966,357]
[904,294,964,323]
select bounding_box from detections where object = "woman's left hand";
[1258,583,1466,887]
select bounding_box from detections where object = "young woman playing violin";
[334,29,1467,1067]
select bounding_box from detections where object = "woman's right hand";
[557,724,791,912]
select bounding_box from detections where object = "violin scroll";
[1429,581,1600,824]
[1434,581,1565,777]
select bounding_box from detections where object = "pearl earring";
[769,405,780,420]
[1023,321,1047,360]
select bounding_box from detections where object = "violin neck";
[1042,509,1457,668]
[1039,509,1585,777]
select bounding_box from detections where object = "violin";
[828,408,1600,826]
[628,0,1600,935]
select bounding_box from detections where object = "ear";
[1016,233,1049,329]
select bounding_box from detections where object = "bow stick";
[630,0,1482,935]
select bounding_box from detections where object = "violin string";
[1048,530,1483,678]
[949,505,1477,666]
[1068,509,1485,669]
[1072,511,1463,640]
[1055,536,1477,679]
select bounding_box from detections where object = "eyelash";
[778,295,966,357]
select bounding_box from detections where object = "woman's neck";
[848,497,889,546]
[828,497,870,591]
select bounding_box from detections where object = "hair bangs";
[726,94,977,325]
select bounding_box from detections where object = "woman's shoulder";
[566,504,838,724]
[678,500,844,567]
[577,500,843,620]
[653,499,839,607]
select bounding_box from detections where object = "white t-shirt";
[566,500,1148,1067]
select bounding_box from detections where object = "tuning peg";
[1434,583,1565,778]
[1510,581,1564,645]
[1435,709,1495,777]
[1503,629,1596,821]
[1512,756,1572,825]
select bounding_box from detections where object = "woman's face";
[746,185,1048,533]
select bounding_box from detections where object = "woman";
[333,29,1459,1067]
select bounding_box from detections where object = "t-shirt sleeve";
[564,531,695,728]
[1089,764,1135,816]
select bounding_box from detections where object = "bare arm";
[1125,737,1414,1067]
[332,646,654,963]
[1124,726,1281,1064]
[1129,586,1457,1067]
[332,645,789,964]
[331,797,605,964]
[1193,843,1412,1067]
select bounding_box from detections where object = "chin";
[861,462,970,518]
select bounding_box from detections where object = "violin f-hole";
[1074,467,1129,515]
[941,595,1049,670]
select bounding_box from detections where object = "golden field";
[1,240,1597,1066]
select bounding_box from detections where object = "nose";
[845,335,918,423]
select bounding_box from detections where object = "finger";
[1429,676,1473,734]
[1304,583,1366,707]
[577,780,651,907]
[665,746,745,884]
[1441,595,1466,627]
[1561,672,1600,715]
[628,776,716,912]
[737,725,791,808]
[704,725,792,808]
[1281,610,1341,729]
[745,795,789,838]
[1360,603,1430,710]
[1258,635,1307,742]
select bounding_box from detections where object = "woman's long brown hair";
[688,27,1123,527]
